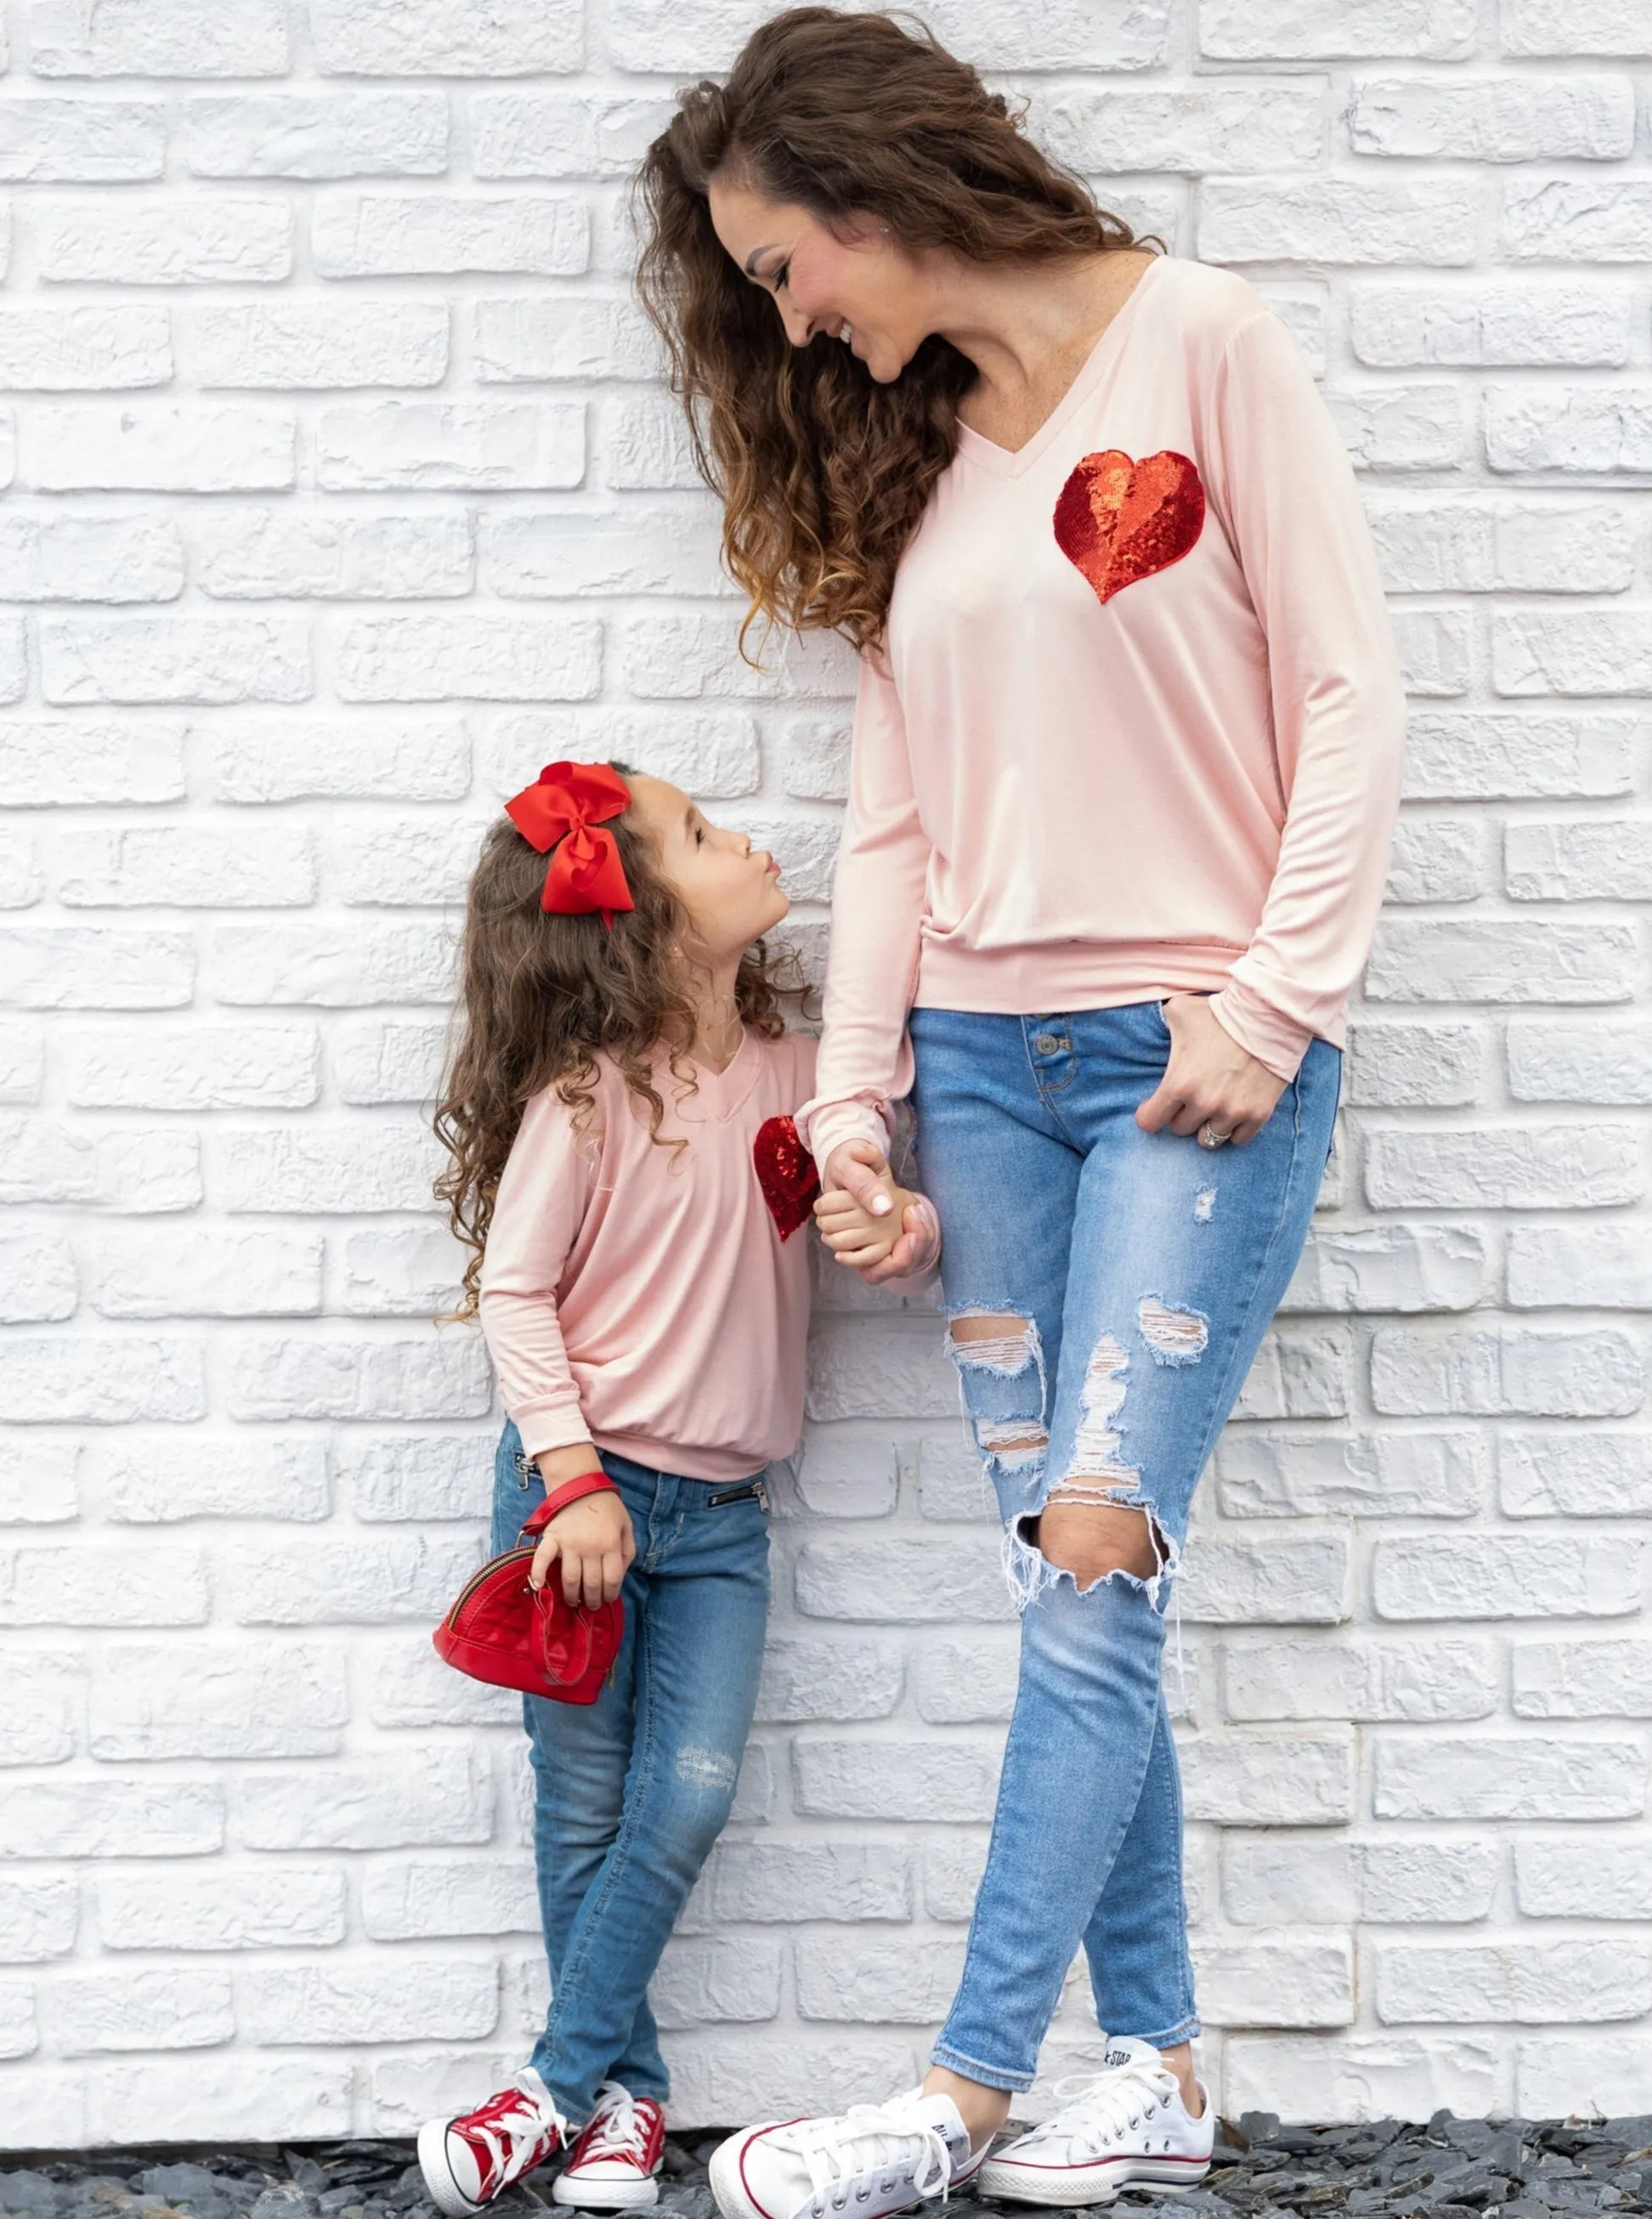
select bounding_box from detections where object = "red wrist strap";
[522,1469,618,1536]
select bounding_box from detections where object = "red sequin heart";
[1053,448,1205,607]
[753,1114,821,1241]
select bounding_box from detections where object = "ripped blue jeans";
[493,1423,771,2120]
[908,1000,1340,2084]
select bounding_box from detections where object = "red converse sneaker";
[419,2068,569,2217]
[552,2081,667,2209]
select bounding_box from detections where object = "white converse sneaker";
[710,2089,986,2219]
[553,2081,667,2210]
[976,2040,1213,2206]
[418,2068,569,2217]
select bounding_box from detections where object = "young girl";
[419,760,928,2217]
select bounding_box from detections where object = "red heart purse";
[754,1113,821,1239]
[433,1494,624,1705]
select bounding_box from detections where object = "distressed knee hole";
[948,1311,1039,1376]
[1194,1187,1216,1223]
[997,1322,1181,1610]
[1138,1295,1209,1366]
[1035,1496,1167,1589]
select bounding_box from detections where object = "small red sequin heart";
[754,1114,821,1241]
[1053,448,1205,606]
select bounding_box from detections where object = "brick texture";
[0,0,1647,2149]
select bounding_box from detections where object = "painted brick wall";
[1,0,1649,2149]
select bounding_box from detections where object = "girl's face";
[707,175,925,384]
[626,774,789,964]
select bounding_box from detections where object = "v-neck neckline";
[953,253,1167,482]
[674,1026,761,1123]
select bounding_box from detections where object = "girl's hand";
[1135,993,1287,1146]
[817,1141,942,1282]
[529,1486,636,1609]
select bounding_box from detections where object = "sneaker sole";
[417,2122,489,2219]
[978,2158,1210,2207]
[551,2171,660,2211]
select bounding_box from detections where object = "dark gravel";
[3,2113,1649,2219]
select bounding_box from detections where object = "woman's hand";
[529,1479,635,1608]
[820,1140,942,1282]
[816,1180,941,1277]
[1135,993,1287,1146]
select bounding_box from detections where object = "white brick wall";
[0,0,1648,2148]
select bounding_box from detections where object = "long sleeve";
[1201,309,1407,1080]
[476,1090,596,1462]
[795,645,933,1178]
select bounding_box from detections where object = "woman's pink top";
[478,1027,818,1482]
[798,254,1406,1173]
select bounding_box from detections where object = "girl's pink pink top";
[479,1028,818,1481]
[797,254,1406,1173]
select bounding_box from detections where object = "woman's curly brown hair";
[434,765,803,1318]
[634,5,1141,653]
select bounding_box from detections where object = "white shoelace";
[461,2072,565,2190]
[580,2082,650,2163]
[1016,2063,1178,2158]
[772,2097,955,2212]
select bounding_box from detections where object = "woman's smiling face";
[707,174,925,383]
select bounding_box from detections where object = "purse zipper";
[440,1543,535,1626]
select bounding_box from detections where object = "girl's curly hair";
[433,766,806,1318]
[634,5,1141,653]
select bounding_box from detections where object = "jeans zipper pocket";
[706,1478,770,1513]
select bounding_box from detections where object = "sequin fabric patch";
[752,1112,821,1240]
[1053,448,1206,606]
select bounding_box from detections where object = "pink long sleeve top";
[797,254,1406,1174]
[478,1027,818,1482]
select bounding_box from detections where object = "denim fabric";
[492,1422,771,2122]
[908,999,1340,2086]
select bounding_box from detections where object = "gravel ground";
[3,2114,1650,2219]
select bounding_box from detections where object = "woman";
[636,9,1404,2213]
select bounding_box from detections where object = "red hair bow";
[505,761,635,923]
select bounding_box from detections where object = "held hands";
[816,1140,942,1284]
[529,1447,636,1608]
[1135,993,1287,1146]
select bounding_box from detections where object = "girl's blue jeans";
[492,1424,771,2122]
[908,999,1340,2087]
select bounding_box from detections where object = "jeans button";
[1033,1033,1061,1056]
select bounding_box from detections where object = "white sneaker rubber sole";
[417,2120,493,2219]
[710,2130,987,2219]
[977,2152,1211,2206]
[551,2165,661,2210]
